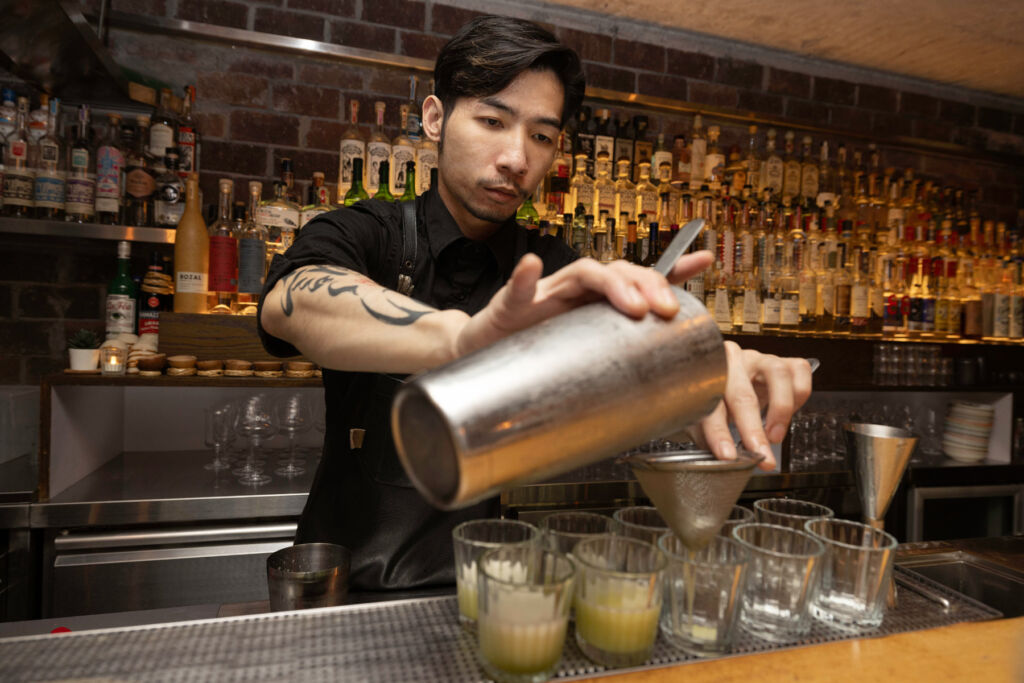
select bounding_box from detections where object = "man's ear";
[422,95,444,143]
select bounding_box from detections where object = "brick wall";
[1,0,1022,385]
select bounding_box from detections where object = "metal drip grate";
[0,567,1000,682]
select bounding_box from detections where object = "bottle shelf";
[0,217,175,244]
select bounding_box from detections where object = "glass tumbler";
[659,532,749,656]
[805,518,898,632]
[476,546,575,683]
[717,505,755,537]
[612,506,668,545]
[452,519,539,629]
[572,534,666,668]
[732,523,825,642]
[539,511,613,556]
[753,498,834,530]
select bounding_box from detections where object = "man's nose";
[495,129,528,177]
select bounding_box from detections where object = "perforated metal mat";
[0,567,1000,682]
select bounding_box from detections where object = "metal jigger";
[845,423,918,606]
[620,450,764,552]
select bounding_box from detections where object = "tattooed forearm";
[280,265,434,326]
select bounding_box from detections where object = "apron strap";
[397,200,417,296]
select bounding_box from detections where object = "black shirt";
[257,188,577,590]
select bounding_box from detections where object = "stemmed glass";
[203,403,236,471]
[275,393,311,477]
[311,395,326,460]
[233,394,276,486]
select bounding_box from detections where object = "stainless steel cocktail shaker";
[391,286,727,509]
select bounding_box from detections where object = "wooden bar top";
[594,616,1024,682]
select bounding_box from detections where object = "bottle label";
[178,127,196,173]
[71,148,89,170]
[820,281,835,314]
[149,123,174,158]
[209,235,238,292]
[40,141,59,165]
[366,142,390,192]
[743,289,761,324]
[713,289,732,325]
[617,189,636,220]
[1011,295,1024,338]
[391,144,415,193]
[639,189,658,216]
[33,173,65,208]
[688,139,706,186]
[106,294,136,336]
[65,176,96,215]
[834,284,852,316]
[138,309,160,336]
[780,296,799,325]
[922,298,936,331]
[300,206,328,228]
[574,183,594,211]
[238,237,267,294]
[801,166,819,199]
[96,146,124,201]
[126,168,156,199]
[416,148,437,194]
[783,163,801,198]
[256,204,299,248]
[594,136,614,163]
[154,182,184,226]
[3,171,34,206]
[763,297,781,325]
[9,140,27,162]
[935,299,949,334]
[763,158,783,194]
[338,140,366,187]
[176,271,208,294]
[798,280,817,313]
[993,293,1010,337]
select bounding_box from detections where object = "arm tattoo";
[280,265,433,326]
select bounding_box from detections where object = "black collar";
[425,188,522,278]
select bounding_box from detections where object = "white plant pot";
[68,348,100,371]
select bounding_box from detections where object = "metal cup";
[266,543,351,612]
[392,287,726,509]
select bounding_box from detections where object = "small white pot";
[68,348,100,371]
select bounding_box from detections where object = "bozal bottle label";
[176,271,208,294]
[106,294,136,335]
[238,238,266,293]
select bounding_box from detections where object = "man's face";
[429,69,563,236]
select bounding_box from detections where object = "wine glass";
[275,393,311,477]
[233,394,276,486]
[203,402,236,471]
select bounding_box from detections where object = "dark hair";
[434,15,585,128]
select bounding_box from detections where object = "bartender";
[258,15,812,591]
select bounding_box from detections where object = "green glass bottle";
[343,158,369,207]
[106,240,138,338]
[399,161,416,202]
[373,160,394,202]
[516,194,540,230]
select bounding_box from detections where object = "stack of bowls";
[942,400,994,463]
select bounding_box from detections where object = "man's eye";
[482,117,501,127]
[534,133,553,144]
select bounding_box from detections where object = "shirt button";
[454,292,467,302]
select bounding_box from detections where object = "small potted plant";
[68,329,101,371]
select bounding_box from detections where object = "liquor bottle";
[178,85,199,178]
[593,109,614,164]
[815,142,835,209]
[797,236,817,333]
[596,216,616,263]
[703,125,725,193]
[642,220,660,267]
[833,242,853,334]
[849,245,870,335]
[32,97,64,220]
[391,105,415,195]
[613,117,633,173]
[799,136,819,204]
[173,173,208,313]
[208,178,238,315]
[516,194,539,230]
[3,97,33,217]
[781,131,801,203]
[65,105,96,223]
[138,251,172,337]
[95,113,124,224]
[594,158,616,218]
[416,132,438,196]
[574,106,596,178]
[405,76,421,142]
[153,151,185,228]
[623,220,639,264]
[960,258,983,339]
[688,115,707,191]
[259,180,301,254]
[542,132,571,218]
[635,162,659,223]
[569,153,595,216]
[301,171,334,227]
[105,241,138,337]
[149,88,176,160]
[124,116,155,227]
[28,94,49,143]
[632,116,653,184]
[613,159,637,222]
[561,212,574,249]
[1010,263,1024,340]
[990,263,1012,339]
[0,89,16,139]
[742,125,761,195]
[373,159,394,202]
[237,181,268,315]
[670,134,690,188]
[943,261,962,339]
[366,101,390,194]
[650,134,672,187]
[776,237,800,332]
[338,99,365,200]
[761,129,783,199]
[578,214,596,259]
[344,157,370,206]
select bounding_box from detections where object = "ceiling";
[546,0,1024,100]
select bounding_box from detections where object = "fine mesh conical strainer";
[621,450,764,552]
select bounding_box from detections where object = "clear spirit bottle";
[704,125,725,193]
[688,114,706,191]
[65,105,96,223]
[3,96,34,217]
[153,151,185,228]
[366,101,390,194]
[32,97,64,220]
[569,153,595,216]
[337,99,365,201]
[594,158,616,218]
[177,85,198,178]
[761,129,783,200]
[207,178,238,315]
[799,135,818,204]
[149,88,177,160]
[635,162,658,221]
[257,174,300,255]
[613,159,637,222]
[391,104,415,195]
[237,181,268,315]
[300,171,334,228]
[95,113,124,224]
[782,130,801,204]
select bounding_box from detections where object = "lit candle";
[101,346,126,375]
